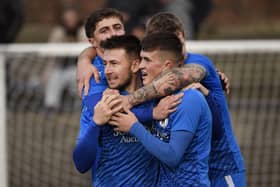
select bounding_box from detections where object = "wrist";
[152,108,159,120]
[129,122,141,134]
[93,116,105,126]
[126,95,135,108]
[204,89,209,96]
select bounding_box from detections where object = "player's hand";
[93,95,123,125]
[76,47,99,98]
[109,108,138,132]
[76,62,100,98]
[153,93,183,120]
[217,69,230,95]
[119,95,133,110]
[103,88,120,96]
[184,83,209,96]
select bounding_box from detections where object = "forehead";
[140,50,160,59]
[103,48,127,61]
[95,17,123,30]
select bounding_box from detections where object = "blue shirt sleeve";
[205,91,224,140]
[171,90,203,133]
[73,93,103,173]
[130,122,193,168]
[73,92,153,173]
[130,101,153,124]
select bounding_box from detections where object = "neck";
[124,74,142,94]
[96,47,104,58]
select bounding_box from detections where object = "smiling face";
[89,17,125,49]
[103,48,137,91]
[139,50,166,86]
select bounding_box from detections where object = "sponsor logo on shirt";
[113,131,139,143]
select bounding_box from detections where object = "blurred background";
[0,0,279,187]
[2,0,280,43]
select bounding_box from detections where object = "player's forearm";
[130,122,193,167]
[73,123,100,173]
[130,102,153,124]
[205,91,224,140]
[78,47,96,65]
[128,63,206,106]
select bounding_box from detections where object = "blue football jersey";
[94,124,159,187]
[153,89,212,186]
[185,53,246,178]
[74,56,157,186]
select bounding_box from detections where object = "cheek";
[116,30,125,36]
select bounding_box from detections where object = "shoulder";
[185,52,218,77]
[174,90,205,112]
[182,89,204,101]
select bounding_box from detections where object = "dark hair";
[85,8,124,38]
[141,32,184,64]
[146,12,185,37]
[101,35,141,60]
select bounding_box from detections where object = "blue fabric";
[205,91,223,140]
[210,171,247,187]
[132,89,212,186]
[73,56,155,186]
[94,123,158,187]
[185,53,246,178]
[130,123,194,167]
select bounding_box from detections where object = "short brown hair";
[141,32,184,65]
[146,12,185,37]
[85,8,124,38]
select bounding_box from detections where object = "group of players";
[73,8,246,187]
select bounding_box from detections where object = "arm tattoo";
[128,63,206,106]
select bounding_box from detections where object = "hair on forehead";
[85,8,124,38]
[101,35,141,60]
[141,32,184,64]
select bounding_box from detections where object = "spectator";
[105,0,160,39]
[44,7,86,110]
[161,0,213,39]
[0,0,24,43]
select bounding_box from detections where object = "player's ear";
[131,59,140,73]
[162,60,173,72]
[88,37,98,47]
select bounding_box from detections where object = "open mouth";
[141,71,148,79]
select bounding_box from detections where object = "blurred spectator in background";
[104,0,213,40]
[159,0,213,40]
[0,0,24,43]
[44,7,86,110]
[105,0,160,39]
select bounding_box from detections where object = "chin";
[143,79,151,86]
[108,83,116,89]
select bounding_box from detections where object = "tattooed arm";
[127,63,206,106]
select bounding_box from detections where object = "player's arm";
[73,93,103,173]
[111,91,203,167]
[76,47,98,97]
[131,123,193,167]
[128,93,183,123]
[104,88,183,124]
[126,63,206,107]
[217,69,230,95]
[205,91,224,140]
[73,93,123,173]
[111,91,205,167]
[185,83,224,140]
[110,109,193,168]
